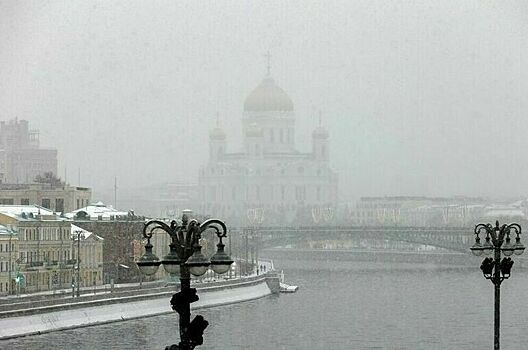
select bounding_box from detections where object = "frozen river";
[3,249,528,349]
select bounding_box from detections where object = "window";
[42,198,51,209]
[0,198,14,205]
[55,198,64,213]
[295,186,306,201]
[21,198,29,205]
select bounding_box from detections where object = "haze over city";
[1,1,528,200]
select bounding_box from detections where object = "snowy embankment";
[0,277,272,340]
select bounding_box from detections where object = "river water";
[3,249,528,349]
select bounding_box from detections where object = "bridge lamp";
[513,231,525,255]
[470,236,484,256]
[500,236,515,257]
[471,221,523,350]
[482,235,494,257]
[162,243,182,275]
[185,243,210,277]
[136,213,234,350]
[210,235,234,274]
[136,241,161,276]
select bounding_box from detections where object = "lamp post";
[72,229,84,298]
[470,220,524,350]
[136,211,233,350]
[247,208,264,275]
[7,226,16,295]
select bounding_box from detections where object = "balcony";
[24,261,44,270]
[45,261,59,269]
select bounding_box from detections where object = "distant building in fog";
[0,119,57,183]
[103,182,198,218]
[0,183,91,213]
[65,201,131,220]
[198,73,338,226]
[348,196,487,226]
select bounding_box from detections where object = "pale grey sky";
[1,1,527,199]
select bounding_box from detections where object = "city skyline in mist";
[2,1,528,200]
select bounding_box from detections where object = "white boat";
[279,270,298,293]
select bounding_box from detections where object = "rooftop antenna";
[264,51,271,77]
[114,176,118,209]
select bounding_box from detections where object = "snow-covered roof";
[0,205,66,221]
[0,205,54,216]
[65,201,131,220]
[0,224,17,235]
[70,224,103,241]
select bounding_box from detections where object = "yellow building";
[71,224,104,288]
[0,205,74,293]
[0,225,17,295]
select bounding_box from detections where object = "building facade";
[0,183,92,213]
[71,224,104,288]
[0,119,58,184]
[0,225,17,295]
[0,205,75,293]
[348,196,486,226]
[198,74,338,226]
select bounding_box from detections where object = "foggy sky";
[1,1,528,200]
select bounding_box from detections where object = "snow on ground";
[0,278,272,340]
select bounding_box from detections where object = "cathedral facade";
[198,75,338,226]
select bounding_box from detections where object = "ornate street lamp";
[470,220,524,350]
[72,229,85,298]
[136,211,233,350]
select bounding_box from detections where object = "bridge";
[232,226,474,253]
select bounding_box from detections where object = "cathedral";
[198,72,338,226]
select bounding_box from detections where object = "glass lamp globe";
[501,239,515,257]
[186,246,210,277]
[470,241,483,256]
[514,240,525,255]
[210,243,234,274]
[162,248,182,276]
[482,239,494,257]
[136,249,161,276]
